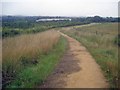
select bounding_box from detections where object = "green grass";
[5,36,67,88]
[60,23,119,88]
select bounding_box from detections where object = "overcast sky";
[1,0,119,17]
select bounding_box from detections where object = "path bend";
[39,32,109,88]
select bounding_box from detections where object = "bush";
[2,29,20,37]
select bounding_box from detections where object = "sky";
[1,0,119,17]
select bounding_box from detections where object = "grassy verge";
[6,35,67,88]
[3,30,67,88]
[60,23,119,88]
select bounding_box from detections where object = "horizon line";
[1,15,119,18]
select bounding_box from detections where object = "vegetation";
[60,23,119,88]
[2,30,67,88]
[2,16,118,38]
[2,16,119,88]
[2,21,89,38]
[2,16,88,38]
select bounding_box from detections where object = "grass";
[3,30,60,61]
[2,30,67,88]
[60,23,119,88]
[6,35,67,88]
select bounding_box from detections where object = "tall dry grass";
[2,30,60,85]
[3,30,60,60]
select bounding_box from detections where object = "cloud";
[2,0,118,17]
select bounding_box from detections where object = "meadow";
[2,30,67,87]
[2,16,119,88]
[60,23,119,88]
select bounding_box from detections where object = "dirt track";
[39,32,109,88]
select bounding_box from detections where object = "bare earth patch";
[39,32,109,88]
